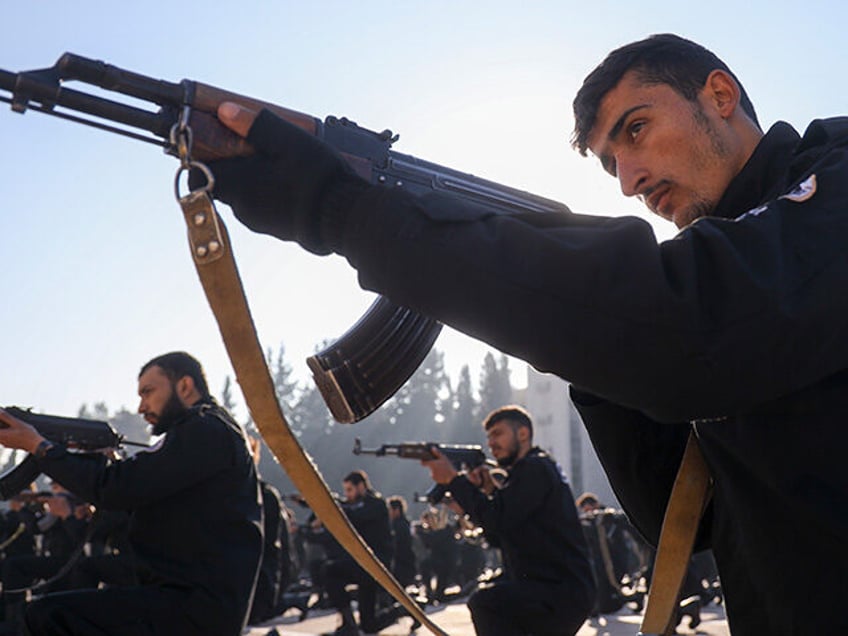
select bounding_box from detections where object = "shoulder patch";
[779,174,817,203]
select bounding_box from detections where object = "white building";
[522,366,617,506]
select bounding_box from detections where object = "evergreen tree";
[290,383,335,442]
[476,351,513,421]
[382,348,450,440]
[92,401,109,421]
[268,342,299,412]
[220,375,237,413]
[446,364,484,444]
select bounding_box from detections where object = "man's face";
[138,365,187,435]
[587,71,741,229]
[486,420,521,468]
[343,480,366,503]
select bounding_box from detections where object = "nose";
[617,154,649,198]
[137,398,146,415]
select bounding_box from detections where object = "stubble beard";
[496,439,521,468]
[673,104,731,228]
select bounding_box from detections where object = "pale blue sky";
[2,1,846,421]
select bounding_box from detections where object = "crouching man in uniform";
[0,351,263,636]
[423,405,595,636]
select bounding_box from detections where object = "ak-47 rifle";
[0,53,570,424]
[353,438,494,504]
[0,407,140,500]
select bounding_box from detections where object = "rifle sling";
[178,191,444,635]
[639,430,712,636]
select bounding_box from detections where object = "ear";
[517,426,530,444]
[176,375,195,401]
[703,69,740,120]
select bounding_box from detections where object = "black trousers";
[24,586,197,636]
[323,558,379,630]
[467,579,592,636]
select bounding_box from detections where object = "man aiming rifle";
[421,406,594,636]
[183,33,848,635]
[0,351,262,636]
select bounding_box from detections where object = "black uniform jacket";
[247,116,848,635]
[343,491,392,563]
[36,399,263,636]
[448,447,594,597]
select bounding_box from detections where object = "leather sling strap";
[639,430,712,636]
[178,190,445,635]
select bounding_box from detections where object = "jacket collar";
[711,121,801,220]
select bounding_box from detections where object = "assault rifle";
[0,407,142,500]
[0,54,570,424]
[353,438,493,504]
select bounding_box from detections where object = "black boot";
[336,607,359,635]
[677,595,701,630]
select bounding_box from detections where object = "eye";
[628,120,645,140]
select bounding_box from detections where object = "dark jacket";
[36,399,263,636]
[570,120,848,635]
[390,514,417,586]
[448,447,594,595]
[343,491,392,563]
[243,114,848,634]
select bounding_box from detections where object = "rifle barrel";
[56,53,184,106]
[0,60,176,143]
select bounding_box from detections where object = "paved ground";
[245,600,729,636]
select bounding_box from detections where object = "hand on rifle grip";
[189,102,369,255]
[421,446,458,485]
[467,465,496,494]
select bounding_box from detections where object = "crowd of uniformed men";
[0,466,721,635]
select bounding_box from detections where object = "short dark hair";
[483,405,533,438]
[571,33,760,156]
[576,492,600,508]
[343,469,371,490]
[139,351,211,398]
[387,495,407,514]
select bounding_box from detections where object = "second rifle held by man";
[353,439,495,504]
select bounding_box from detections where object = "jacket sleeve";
[322,140,848,422]
[447,459,553,544]
[35,414,239,509]
[570,386,712,549]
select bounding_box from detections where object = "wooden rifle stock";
[0,53,571,423]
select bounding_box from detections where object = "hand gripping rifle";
[353,438,494,504]
[0,407,142,500]
[0,53,570,424]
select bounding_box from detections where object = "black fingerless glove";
[193,109,369,255]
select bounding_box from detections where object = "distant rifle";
[0,54,570,425]
[0,407,145,500]
[9,490,53,503]
[279,493,310,508]
[353,438,493,504]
